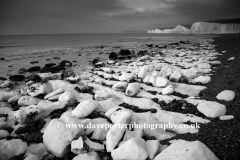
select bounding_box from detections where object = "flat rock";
[216,90,235,101]
[153,140,219,160]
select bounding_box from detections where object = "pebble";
[156,77,169,88]
[0,130,9,139]
[219,115,234,120]
[162,85,174,95]
[216,90,235,101]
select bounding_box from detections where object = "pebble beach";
[0,33,239,160]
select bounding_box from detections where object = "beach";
[0,33,239,160]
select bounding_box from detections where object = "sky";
[0,0,240,35]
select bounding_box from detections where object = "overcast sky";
[1,0,240,35]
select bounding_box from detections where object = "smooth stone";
[58,91,76,106]
[72,100,99,118]
[110,109,132,124]
[162,85,174,95]
[7,95,22,105]
[153,140,219,160]
[94,90,111,101]
[169,70,182,82]
[24,153,39,160]
[27,83,53,97]
[112,82,128,92]
[125,83,141,96]
[27,143,47,159]
[156,77,169,88]
[72,152,101,160]
[111,138,148,160]
[146,140,162,160]
[197,63,211,69]
[0,139,27,160]
[216,90,235,101]
[197,101,226,118]
[138,65,153,79]
[228,57,235,60]
[219,115,234,120]
[44,88,64,99]
[43,118,85,157]
[123,129,143,141]
[143,75,151,83]
[193,76,211,84]
[9,75,25,82]
[149,76,157,86]
[119,72,135,82]
[0,130,9,139]
[18,96,39,106]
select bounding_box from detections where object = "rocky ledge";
[0,37,237,160]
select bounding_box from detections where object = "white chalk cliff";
[147,22,240,34]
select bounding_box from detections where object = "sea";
[0,33,210,77]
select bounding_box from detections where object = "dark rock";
[15,127,28,134]
[138,50,147,56]
[59,60,72,67]
[18,68,28,74]
[46,59,51,61]
[28,66,41,72]
[118,49,131,56]
[25,74,41,82]
[3,127,14,133]
[0,114,8,118]
[30,61,39,64]
[72,60,77,63]
[74,86,94,94]
[92,58,105,68]
[109,52,118,60]
[53,57,60,60]
[9,75,25,82]
[0,77,7,81]
[0,57,5,60]
[45,63,56,68]
[50,65,66,73]
[61,70,75,79]
[78,54,82,56]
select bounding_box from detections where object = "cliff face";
[147,22,240,34]
[191,22,240,34]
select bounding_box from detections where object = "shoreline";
[0,34,239,160]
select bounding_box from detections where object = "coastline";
[0,34,239,159]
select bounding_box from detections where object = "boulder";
[197,101,226,118]
[72,100,99,118]
[169,71,182,82]
[28,66,41,72]
[72,152,101,160]
[216,90,235,101]
[156,77,169,88]
[153,140,219,160]
[0,139,27,160]
[125,83,141,96]
[111,138,148,160]
[43,118,85,157]
[27,83,53,97]
[162,85,174,95]
[193,76,211,84]
[112,82,128,91]
[9,75,25,82]
[109,52,118,60]
[18,96,39,106]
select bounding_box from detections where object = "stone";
[72,152,101,160]
[38,73,62,81]
[43,118,85,157]
[24,153,39,160]
[197,101,226,118]
[146,140,162,160]
[18,96,39,106]
[109,52,118,60]
[27,143,47,159]
[193,76,211,84]
[197,63,211,69]
[9,75,25,82]
[118,49,131,56]
[0,81,14,88]
[123,129,143,141]
[14,105,40,123]
[143,75,151,83]
[219,115,234,120]
[119,72,135,82]
[153,140,219,160]
[27,83,53,97]
[162,85,174,95]
[59,60,72,67]
[169,70,182,82]
[58,91,76,106]
[92,59,105,68]
[94,90,111,101]
[138,65,153,79]
[125,83,141,96]
[216,90,235,101]
[156,77,169,88]
[44,88,64,99]
[18,68,28,74]
[72,100,100,118]
[112,82,128,92]
[0,139,27,160]
[111,138,148,160]
[87,118,111,140]
[7,95,22,105]
[110,109,132,124]
[149,76,157,86]
[228,57,235,60]
[71,136,104,154]
[179,52,186,57]
[28,66,41,72]
[0,130,9,139]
